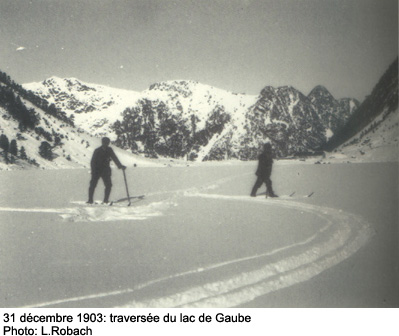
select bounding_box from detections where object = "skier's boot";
[265,179,278,198]
[86,199,93,204]
[266,188,278,198]
[250,186,257,197]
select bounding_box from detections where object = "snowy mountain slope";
[0,97,96,169]
[325,58,398,151]
[113,81,360,160]
[113,80,259,161]
[324,107,398,163]
[0,75,160,170]
[146,80,257,129]
[0,107,160,170]
[322,57,398,162]
[181,85,358,160]
[24,78,258,155]
[24,77,142,139]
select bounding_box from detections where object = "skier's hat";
[102,137,111,145]
[263,142,272,150]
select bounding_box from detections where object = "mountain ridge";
[24,77,358,161]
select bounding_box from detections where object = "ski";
[262,191,314,199]
[264,191,294,198]
[112,195,145,204]
[81,196,145,207]
[85,201,113,206]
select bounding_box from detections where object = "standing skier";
[87,137,126,204]
[250,142,278,198]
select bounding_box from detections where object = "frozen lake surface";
[0,161,397,307]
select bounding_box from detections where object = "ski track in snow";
[0,173,248,222]
[0,201,176,222]
[3,172,373,308]
[114,194,373,308]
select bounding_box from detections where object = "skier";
[250,142,278,198]
[87,137,126,204]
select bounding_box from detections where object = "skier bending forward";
[250,143,278,198]
[87,137,126,204]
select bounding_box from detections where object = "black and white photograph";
[0,0,398,313]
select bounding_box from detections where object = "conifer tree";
[9,139,18,156]
[20,146,28,160]
[39,141,53,160]
[0,134,9,151]
[0,134,10,163]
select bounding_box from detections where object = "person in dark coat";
[87,137,126,204]
[250,143,278,198]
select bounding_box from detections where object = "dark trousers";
[251,167,274,196]
[88,168,112,202]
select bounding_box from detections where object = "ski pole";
[122,169,131,206]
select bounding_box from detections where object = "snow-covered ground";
[0,160,397,307]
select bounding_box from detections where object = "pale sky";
[0,0,397,101]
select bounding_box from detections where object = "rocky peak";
[149,80,200,98]
[259,86,277,97]
[42,77,95,93]
[307,85,359,134]
[309,85,333,96]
